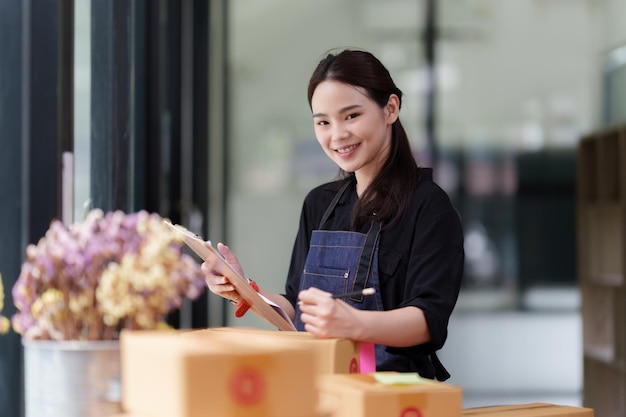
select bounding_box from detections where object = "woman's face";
[311,80,398,189]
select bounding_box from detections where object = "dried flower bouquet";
[8,209,206,341]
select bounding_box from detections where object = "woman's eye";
[347,113,359,120]
[316,120,329,126]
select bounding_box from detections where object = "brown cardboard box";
[107,414,148,417]
[107,408,331,416]
[316,372,463,417]
[120,330,318,417]
[462,403,594,416]
[108,413,329,417]
[189,327,360,375]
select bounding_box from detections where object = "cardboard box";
[316,372,463,417]
[108,412,329,417]
[120,330,318,417]
[189,327,360,375]
[107,414,148,417]
[107,408,330,416]
[462,403,594,416]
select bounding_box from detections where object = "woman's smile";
[335,143,360,155]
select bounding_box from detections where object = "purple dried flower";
[10,210,206,340]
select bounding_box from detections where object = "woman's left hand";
[297,287,362,340]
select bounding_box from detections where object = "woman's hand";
[202,242,245,304]
[297,287,363,340]
[299,287,432,347]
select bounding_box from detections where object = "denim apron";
[294,180,408,371]
[294,179,451,379]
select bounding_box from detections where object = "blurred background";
[1,0,626,415]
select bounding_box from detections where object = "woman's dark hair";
[307,49,420,230]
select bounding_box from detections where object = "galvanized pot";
[23,340,121,417]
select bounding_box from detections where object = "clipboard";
[164,221,296,331]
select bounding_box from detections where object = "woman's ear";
[385,94,400,124]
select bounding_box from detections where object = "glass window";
[227,2,427,326]
[73,0,91,222]
[226,0,599,315]
[227,0,602,408]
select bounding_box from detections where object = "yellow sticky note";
[373,372,435,385]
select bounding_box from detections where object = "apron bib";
[294,180,410,372]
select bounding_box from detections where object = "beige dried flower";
[0,273,10,334]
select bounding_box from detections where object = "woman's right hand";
[201,242,245,304]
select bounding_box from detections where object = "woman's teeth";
[336,144,358,154]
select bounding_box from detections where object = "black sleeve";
[387,190,464,356]
[404,206,464,352]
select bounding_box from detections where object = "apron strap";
[318,179,354,229]
[318,178,382,303]
[350,221,381,302]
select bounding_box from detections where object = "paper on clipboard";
[164,221,296,331]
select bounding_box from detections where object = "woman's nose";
[330,123,349,141]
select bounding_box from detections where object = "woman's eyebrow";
[312,104,362,118]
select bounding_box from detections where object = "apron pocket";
[302,265,350,294]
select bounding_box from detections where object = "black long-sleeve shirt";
[284,168,464,357]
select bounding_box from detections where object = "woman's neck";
[354,172,373,198]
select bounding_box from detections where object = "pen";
[331,287,376,299]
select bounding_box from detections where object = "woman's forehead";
[311,80,371,113]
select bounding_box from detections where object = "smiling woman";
[203,49,465,380]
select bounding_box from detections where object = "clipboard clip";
[233,279,259,318]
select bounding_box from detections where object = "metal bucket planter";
[23,340,122,417]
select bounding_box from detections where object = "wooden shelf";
[581,284,615,354]
[577,135,597,202]
[597,129,621,200]
[578,203,625,286]
[578,126,626,416]
[583,357,626,417]
[584,345,614,365]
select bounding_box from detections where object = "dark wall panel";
[0,0,25,415]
